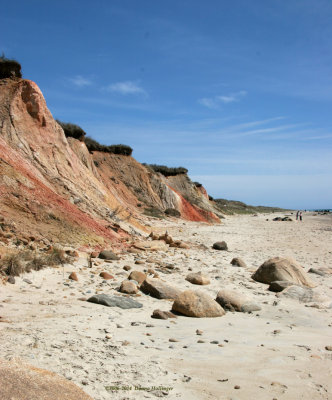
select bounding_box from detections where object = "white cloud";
[199,90,247,108]
[70,75,92,87]
[217,90,247,103]
[198,97,218,109]
[106,81,147,96]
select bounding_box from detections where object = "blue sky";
[1,0,332,209]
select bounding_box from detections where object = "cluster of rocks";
[148,232,190,249]
[273,216,293,222]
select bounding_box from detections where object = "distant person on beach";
[299,211,303,221]
[296,211,299,220]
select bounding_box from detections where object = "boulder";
[185,272,210,285]
[252,257,315,287]
[216,289,261,312]
[212,241,228,251]
[0,358,93,400]
[230,257,247,268]
[276,286,331,305]
[172,290,225,318]
[119,280,138,294]
[98,250,119,260]
[87,294,142,309]
[140,278,182,300]
[128,270,147,285]
[151,309,177,319]
[268,280,295,292]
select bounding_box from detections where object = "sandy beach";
[1,211,331,400]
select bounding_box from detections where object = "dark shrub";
[143,207,165,219]
[0,55,22,79]
[85,136,133,156]
[193,181,202,188]
[56,120,86,141]
[209,195,214,201]
[165,208,181,217]
[143,164,188,176]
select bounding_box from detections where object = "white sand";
[0,212,331,399]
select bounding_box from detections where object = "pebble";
[169,338,179,342]
[196,329,203,335]
[197,340,205,343]
[234,385,241,389]
[325,345,332,351]
[210,340,219,344]
[116,324,124,328]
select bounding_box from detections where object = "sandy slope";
[0,212,331,400]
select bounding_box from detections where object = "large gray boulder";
[87,294,142,309]
[172,290,225,318]
[216,289,261,313]
[277,286,331,305]
[252,257,315,287]
[140,278,182,300]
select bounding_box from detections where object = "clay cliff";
[0,78,220,248]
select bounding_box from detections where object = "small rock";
[308,268,326,276]
[230,257,247,268]
[123,265,131,271]
[234,385,240,389]
[99,272,114,280]
[212,241,228,251]
[119,280,138,294]
[7,276,15,284]
[151,309,177,320]
[325,346,332,351]
[23,279,32,284]
[98,250,119,261]
[186,272,210,285]
[68,272,78,281]
[169,338,179,342]
[196,329,203,335]
[197,340,205,343]
[128,270,147,286]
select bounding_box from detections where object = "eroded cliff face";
[0,78,220,247]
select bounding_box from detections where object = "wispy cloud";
[69,75,92,87]
[217,90,247,103]
[198,91,247,108]
[105,81,147,96]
